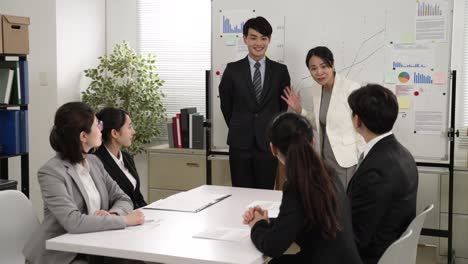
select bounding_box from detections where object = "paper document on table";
[193,227,250,242]
[246,200,281,218]
[120,218,163,233]
[144,191,231,213]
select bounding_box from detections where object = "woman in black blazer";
[242,112,362,264]
[93,107,147,209]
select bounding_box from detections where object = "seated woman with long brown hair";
[242,112,362,264]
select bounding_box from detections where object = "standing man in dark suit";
[347,84,418,264]
[219,16,290,189]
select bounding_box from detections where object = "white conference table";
[46,185,282,264]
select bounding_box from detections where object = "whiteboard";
[210,0,453,161]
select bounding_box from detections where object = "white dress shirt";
[106,147,137,190]
[75,159,101,215]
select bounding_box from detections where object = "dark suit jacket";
[219,56,290,152]
[251,181,362,264]
[93,145,147,209]
[347,135,418,264]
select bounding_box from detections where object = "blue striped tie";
[253,62,262,101]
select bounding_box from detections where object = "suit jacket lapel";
[122,153,139,186]
[98,146,134,195]
[65,161,92,214]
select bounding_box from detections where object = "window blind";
[136,0,211,138]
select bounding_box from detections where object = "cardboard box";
[1,15,30,55]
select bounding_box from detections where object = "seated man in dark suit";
[346,84,419,264]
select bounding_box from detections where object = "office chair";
[378,204,434,264]
[0,190,39,264]
[405,204,434,263]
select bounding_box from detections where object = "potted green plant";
[82,41,165,155]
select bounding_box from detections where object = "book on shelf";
[180,107,197,148]
[0,68,14,104]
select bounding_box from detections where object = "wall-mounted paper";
[401,32,415,44]
[384,71,398,84]
[433,71,446,84]
[398,97,411,109]
[223,35,237,46]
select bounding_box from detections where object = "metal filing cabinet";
[147,144,231,203]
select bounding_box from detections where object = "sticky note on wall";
[398,97,411,109]
[401,32,415,44]
[224,35,237,46]
[384,71,398,84]
[433,72,446,84]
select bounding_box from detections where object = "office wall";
[105,0,137,52]
[2,0,59,219]
[56,0,106,104]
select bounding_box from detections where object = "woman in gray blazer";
[23,102,145,264]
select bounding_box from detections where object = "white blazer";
[299,73,365,168]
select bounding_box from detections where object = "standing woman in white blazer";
[282,46,365,188]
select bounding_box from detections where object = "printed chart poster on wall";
[210,0,453,161]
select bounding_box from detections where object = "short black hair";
[50,102,95,164]
[96,107,129,145]
[243,16,272,38]
[348,84,398,134]
[305,46,334,68]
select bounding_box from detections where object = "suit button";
[254,113,258,117]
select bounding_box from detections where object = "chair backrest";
[405,204,434,263]
[378,204,434,264]
[378,229,413,264]
[0,190,39,264]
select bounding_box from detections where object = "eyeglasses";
[97,120,104,131]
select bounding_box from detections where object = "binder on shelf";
[189,113,196,148]
[20,110,28,153]
[0,61,20,104]
[167,122,174,148]
[190,113,205,149]
[0,68,14,104]
[175,113,182,148]
[19,60,28,104]
[180,107,197,148]
[0,110,21,155]
[171,116,179,148]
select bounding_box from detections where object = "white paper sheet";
[193,227,250,242]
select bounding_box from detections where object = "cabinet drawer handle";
[186,162,200,167]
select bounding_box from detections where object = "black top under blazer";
[347,135,418,264]
[93,145,147,209]
[219,56,290,152]
[251,180,362,264]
